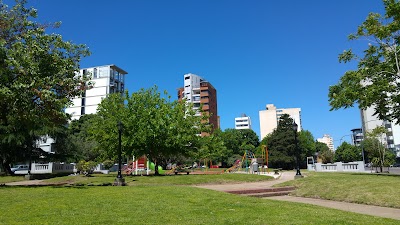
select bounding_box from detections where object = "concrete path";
[267,195,400,221]
[195,171,295,191]
[195,171,400,221]
[4,179,45,186]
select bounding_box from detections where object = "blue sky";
[21,0,384,145]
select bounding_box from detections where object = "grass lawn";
[39,173,274,186]
[0,175,25,184]
[275,172,400,208]
[0,185,398,224]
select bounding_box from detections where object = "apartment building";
[317,134,334,152]
[351,128,364,146]
[361,107,400,157]
[177,73,218,135]
[65,65,127,121]
[235,114,252,130]
[259,104,302,140]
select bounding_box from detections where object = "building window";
[93,68,97,79]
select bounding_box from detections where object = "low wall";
[309,161,365,172]
[31,162,76,174]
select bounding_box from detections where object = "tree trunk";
[1,158,13,175]
[154,159,159,176]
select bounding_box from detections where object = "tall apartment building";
[259,104,302,140]
[361,107,400,157]
[235,114,252,130]
[351,128,364,146]
[177,73,218,135]
[65,64,127,120]
[317,134,334,151]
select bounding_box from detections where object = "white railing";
[311,161,365,172]
[31,162,76,174]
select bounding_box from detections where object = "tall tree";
[315,142,334,163]
[329,0,400,123]
[0,0,90,173]
[92,87,207,175]
[334,142,362,163]
[264,114,296,170]
[68,114,100,162]
[363,126,391,172]
[298,130,317,160]
[221,128,259,155]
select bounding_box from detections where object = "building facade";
[259,104,302,140]
[177,73,218,135]
[351,128,364,146]
[235,114,252,130]
[65,65,127,121]
[317,134,334,152]
[361,107,400,157]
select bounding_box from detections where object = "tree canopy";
[334,142,362,163]
[0,0,90,173]
[92,86,208,175]
[329,0,400,123]
[264,114,296,170]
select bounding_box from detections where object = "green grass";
[0,175,25,184]
[40,173,274,186]
[0,185,398,224]
[275,172,400,208]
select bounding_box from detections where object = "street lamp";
[114,121,126,186]
[292,121,303,178]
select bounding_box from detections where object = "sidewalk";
[267,195,400,221]
[196,171,400,221]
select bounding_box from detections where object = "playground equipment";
[123,156,149,175]
[226,146,269,174]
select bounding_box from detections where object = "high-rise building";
[361,107,400,156]
[351,128,364,146]
[235,114,251,130]
[177,73,218,135]
[317,134,334,151]
[259,104,301,140]
[65,64,127,120]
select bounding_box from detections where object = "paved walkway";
[5,179,45,186]
[196,171,400,221]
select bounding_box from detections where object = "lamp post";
[292,121,303,178]
[114,121,126,186]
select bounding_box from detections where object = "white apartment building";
[65,65,127,121]
[361,107,400,157]
[235,114,251,130]
[317,134,334,152]
[259,104,302,140]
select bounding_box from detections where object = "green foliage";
[265,114,296,169]
[315,142,333,163]
[298,130,317,159]
[329,0,400,123]
[191,130,231,165]
[362,126,393,172]
[102,160,114,170]
[92,86,207,175]
[0,0,90,172]
[76,160,97,174]
[221,128,259,155]
[334,142,362,162]
[67,114,100,161]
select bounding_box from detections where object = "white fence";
[30,162,76,174]
[308,161,365,172]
